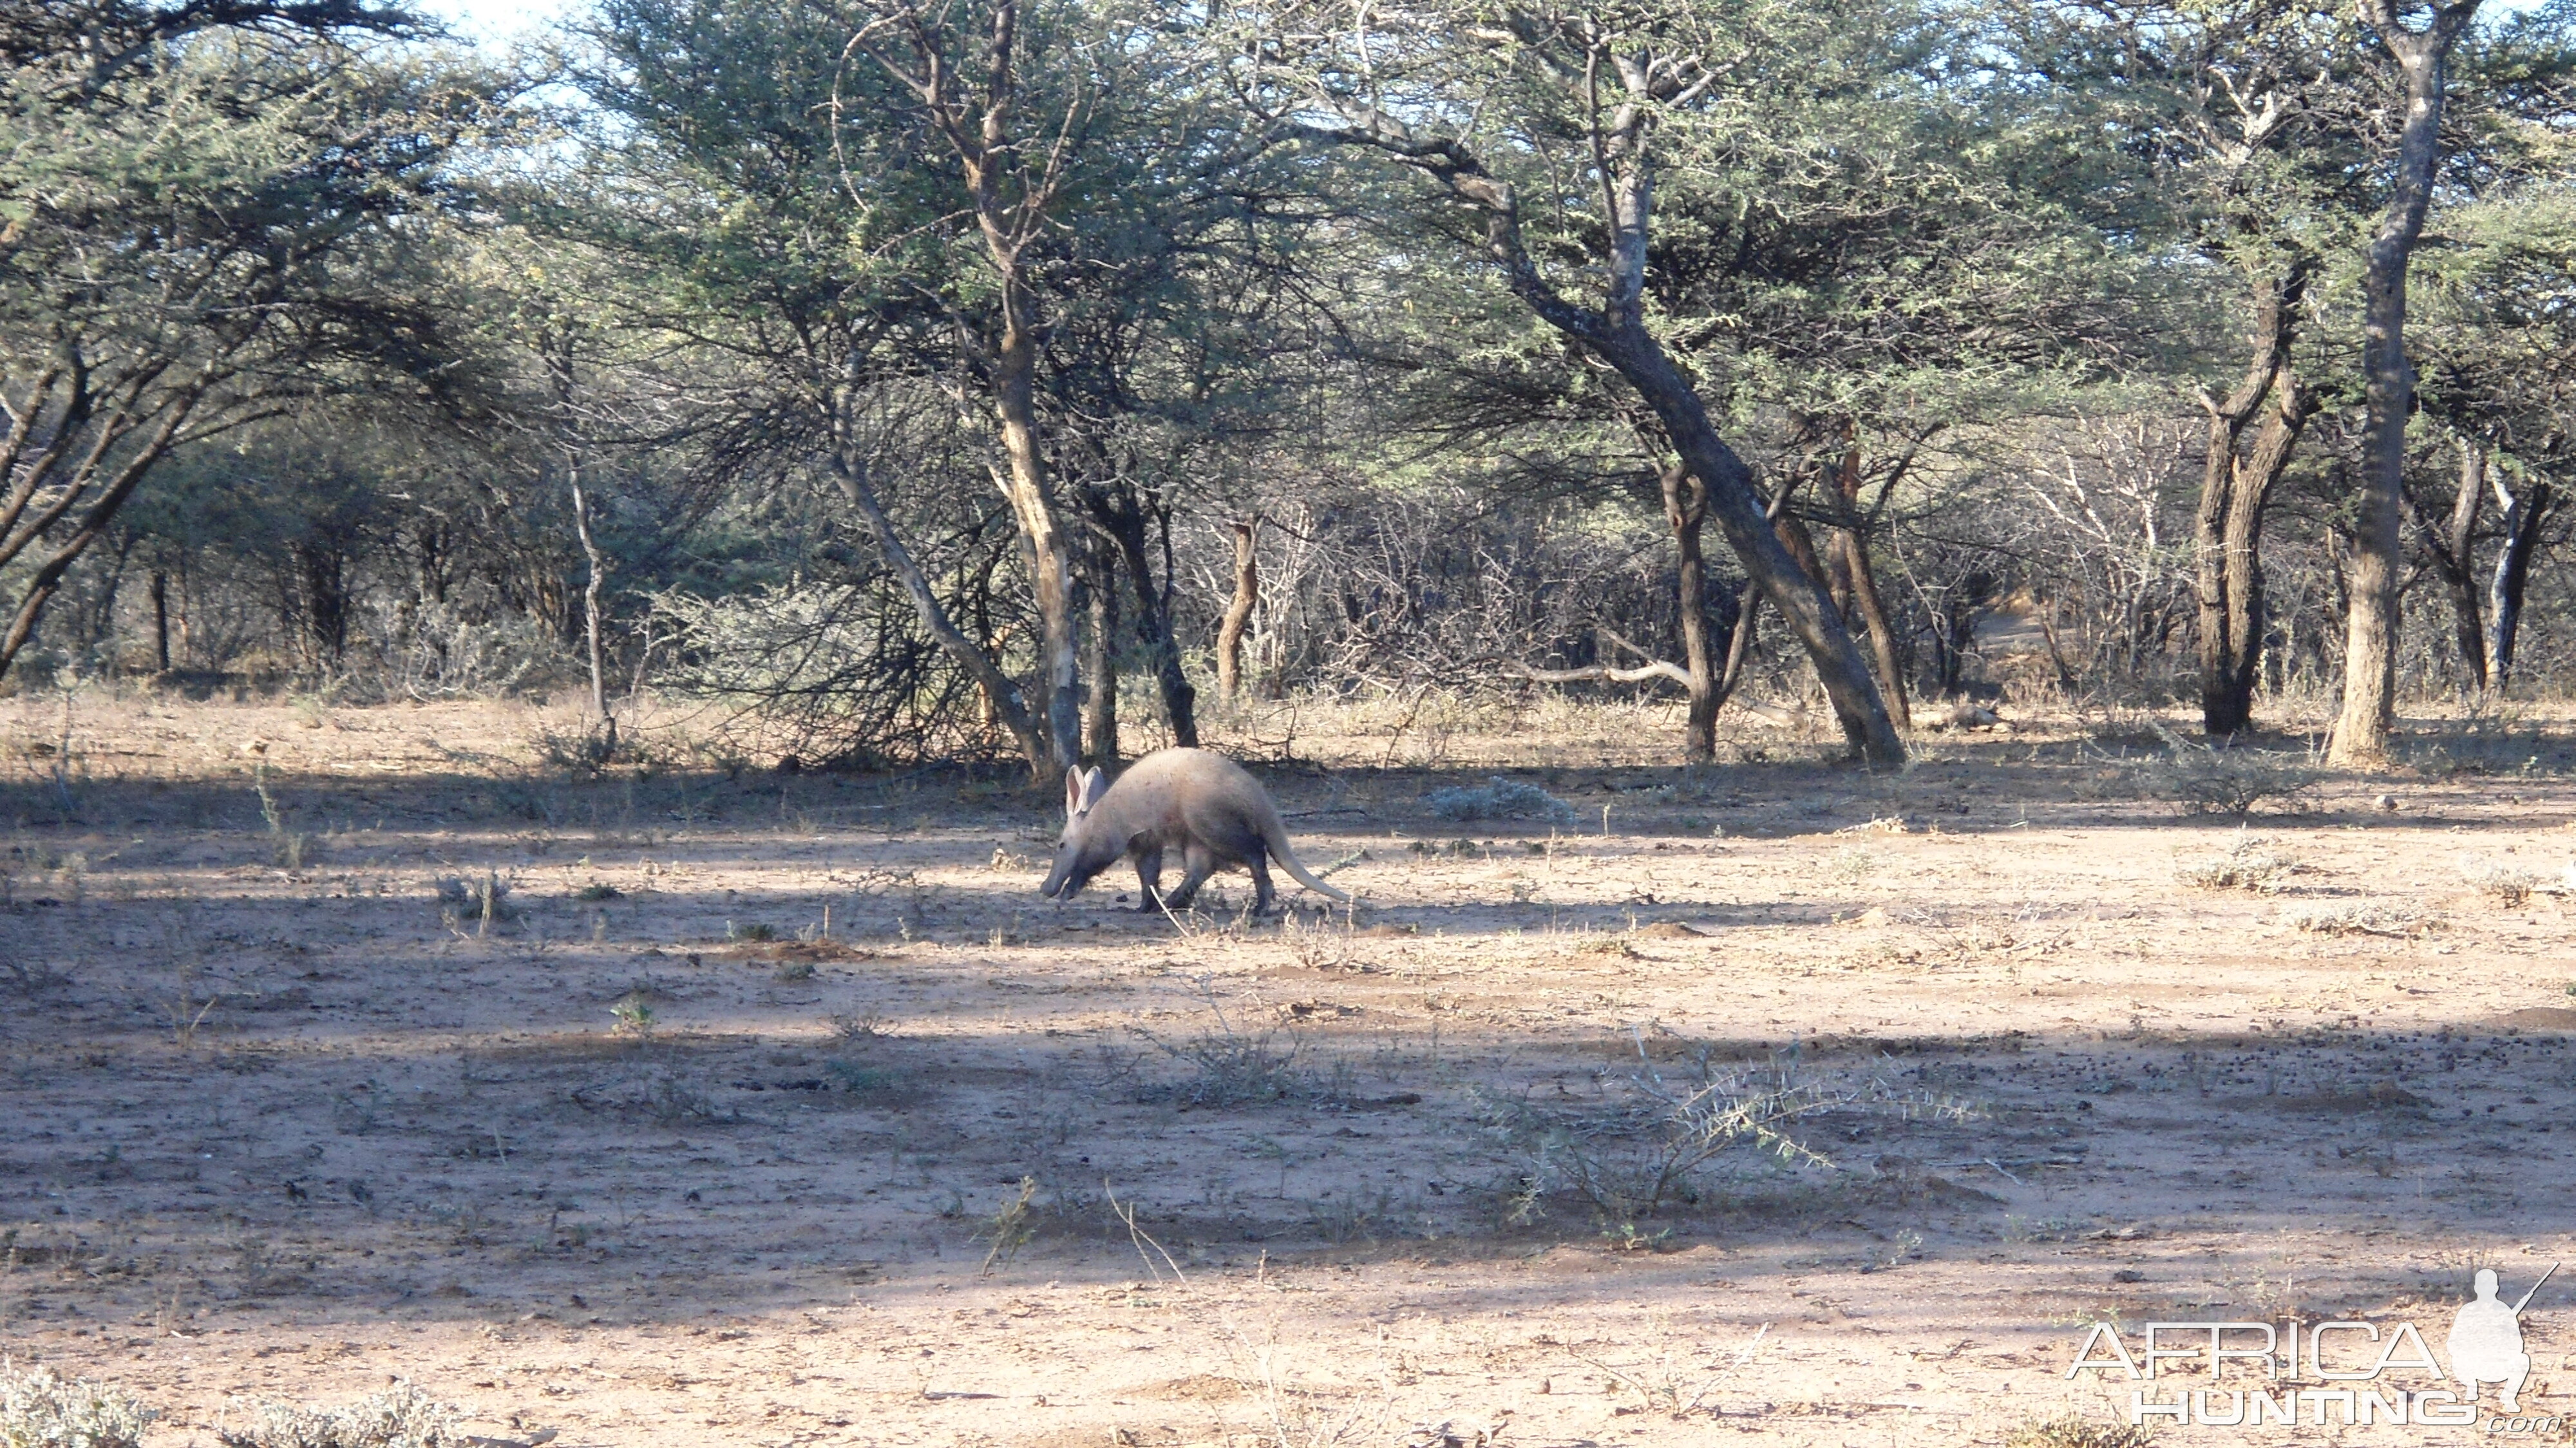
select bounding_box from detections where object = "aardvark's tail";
[1260,814,1351,901]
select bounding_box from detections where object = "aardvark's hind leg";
[1133,846,1166,911]
[1163,844,1217,910]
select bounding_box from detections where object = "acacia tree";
[573,0,1060,767]
[2407,9,2576,693]
[837,0,1086,771]
[0,6,482,682]
[1229,1,1906,763]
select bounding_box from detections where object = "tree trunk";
[989,327,1082,771]
[2487,472,2552,691]
[1717,584,1758,706]
[2333,0,2480,767]
[1659,461,1720,762]
[1082,484,1199,747]
[826,443,1048,775]
[1299,80,1904,762]
[1217,517,1258,703]
[1827,429,1910,730]
[2194,258,2315,736]
[1082,535,1119,766]
[1615,345,1900,762]
[864,0,1081,770]
[569,460,616,760]
[150,568,170,673]
[0,394,198,683]
[2419,440,2488,692]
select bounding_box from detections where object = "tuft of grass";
[640,1071,724,1123]
[2141,727,2318,819]
[827,1011,892,1043]
[1134,993,1321,1109]
[252,763,315,870]
[977,1176,1039,1273]
[2002,1416,2154,1448]
[2463,864,2545,908]
[434,872,518,936]
[0,1366,157,1448]
[1478,1028,1978,1231]
[609,995,657,1039]
[2175,834,2302,893]
[215,1382,459,1448]
[823,1060,898,1094]
[2289,902,2441,938]
[1424,776,1577,825]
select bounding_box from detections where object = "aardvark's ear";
[1065,767,1085,820]
[1079,767,1106,812]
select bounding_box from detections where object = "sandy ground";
[3,689,2574,1446]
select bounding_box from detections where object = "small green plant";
[978,1176,1039,1273]
[574,881,621,902]
[609,995,657,1038]
[254,763,314,870]
[1479,1028,1976,1231]
[773,959,815,982]
[1827,847,1881,884]
[0,1365,157,1447]
[1600,1222,1673,1252]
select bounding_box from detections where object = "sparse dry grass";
[2288,901,2444,937]
[1,691,2572,1448]
[2175,834,2303,893]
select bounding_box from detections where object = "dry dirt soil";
[3,692,2575,1447]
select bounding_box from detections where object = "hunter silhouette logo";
[2065,1262,2561,1431]
[2451,1264,2553,1413]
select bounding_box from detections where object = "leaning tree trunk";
[2194,259,2314,736]
[1217,517,1258,703]
[2333,0,2481,767]
[2487,472,2553,691]
[1659,461,1721,762]
[1082,535,1119,766]
[1296,79,1904,764]
[826,443,1048,774]
[1613,333,1901,762]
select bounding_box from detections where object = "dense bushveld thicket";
[6,0,2573,768]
